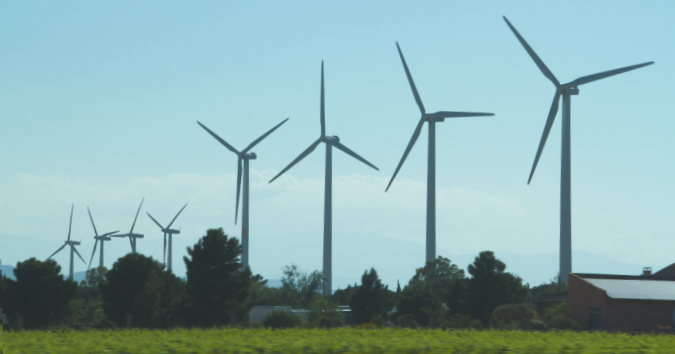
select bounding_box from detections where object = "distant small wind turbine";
[386,42,494,263]
[47,204,86,280]
[269,62,379,295]
[147,203,187,272]
[197,118,288,270]
[86,206,119,269]
[112,198,145,254]
[503,16,653,284]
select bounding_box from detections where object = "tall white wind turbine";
[47,204,86,280]
[503,16,654,284]
[112,198,145,254]
[197,118,288,270]
[386,42,494,263]
[86,206,119,269]
[269,62,379,295]
[147,204,187,272]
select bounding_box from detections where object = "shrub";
[529,320,547,330]
[490,303,537,329]
[398,314,420,328]
[548,314,582,330]
[262,311,303,329]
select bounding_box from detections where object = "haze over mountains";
[1,232,658,290]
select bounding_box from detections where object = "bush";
[490,303,537,329]
[529,320,547,330]
[262,311,303,329]
[548,314,582,330]
[398,314,419,329]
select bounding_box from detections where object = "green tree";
[397,280,442,327]
[410,256,465,303]
[279,264,323,308]
[73,266,109,327]
[1,258,77,329]
[101,253,185,328]
[185,228,252,326]
[349,268,394,324]
[466,251,529,325]
[250,276,284,306]
[331,284,358,306]
[309,298,344,328]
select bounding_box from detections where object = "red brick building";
[568,272,675,332]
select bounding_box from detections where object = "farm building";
[568,269,675,332]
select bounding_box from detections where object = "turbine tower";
[86,206,119,269]
[112,198,145,254]
[147,203,187,271]
[503,17,653,284]
[197,118,288,270]
[269,62,379,295]
[47,204,86,280]
[386,42,494,263]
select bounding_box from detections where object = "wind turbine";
[47,204,86,280]
[197,118,288,270]
[86,206,119,269]
[385,42,494,263]
[147,204,187,272]
[112,198,145,254]
[269,62,379,295]
[503,16,654,284]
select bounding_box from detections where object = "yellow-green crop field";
[4,328,675,353]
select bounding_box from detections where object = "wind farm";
[1,3,670,340]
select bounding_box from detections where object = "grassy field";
[4,328,675,353]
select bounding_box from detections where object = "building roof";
[575,273,675,301]
[654,263,675,277]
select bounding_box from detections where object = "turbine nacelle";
[322,135,340,144]
[93,235,112,241]
[162,228,180,234]
[65,240,81,246]
[242,152,257,160]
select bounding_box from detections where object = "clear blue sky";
[1,1,673,287]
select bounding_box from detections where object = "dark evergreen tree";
[348,268,394,324]
[1,258,77,328]
[185,228,252,326]
[397,280,441,327]
[466,251,529,325]
[101,253,185,328]
[331,284,358,306]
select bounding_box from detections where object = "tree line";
[0,228,577,330]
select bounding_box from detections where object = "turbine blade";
[428,111,495,119]
[566,61,654,88]
[129,198,144,234]
[386,117,425,192]
[87,206,98,237]
[396,42,425,114]
[100,231,119,237]
[67,204,74,241]
[528,92,562,184]
[235,158,242,225]
[73,245,86,264]
[110,234,128,238]
[503,16,559,87]
[47,244,67,260]
[166,203,187,229]
[329,140,379,171]
[241,118,290,154]
[196,121,239,154]
[88,240,98,269]
[146,212,164,229]
[269,139,322,183]
[321,61,326,136]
